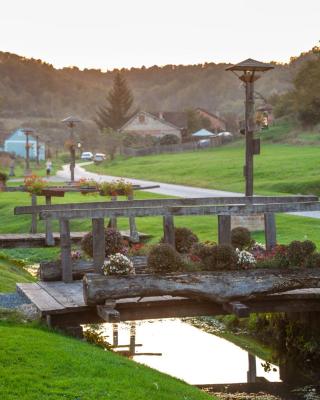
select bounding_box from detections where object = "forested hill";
[0,49,317,123]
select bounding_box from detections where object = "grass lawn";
[0,318,212,400]
[0,254,35,292]
[86,124,320,197]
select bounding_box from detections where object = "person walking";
[46,159,52,178]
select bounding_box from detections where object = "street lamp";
[226,59,274,196]
[22,127,35,176]
[61,116,81,182]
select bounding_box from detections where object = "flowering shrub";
[103,253,135,276]
[236,248,256,269]
[99,179,133,197]
[147,243,184,273]
[24,174,48,195]
[76,178,99,195]
[231,227,252,250]
[190,242,238,270]
[128,242,148,256]
[161,227,198,254]
[287,240,316,267]
[81,228,125,257]
[71,250,81,260]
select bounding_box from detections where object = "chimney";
[158,112,164,119]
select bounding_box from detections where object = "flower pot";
[40,189,65,197]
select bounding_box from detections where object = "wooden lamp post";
[226,59,274,196]
[61,116,81,182]
[22,127,35,176]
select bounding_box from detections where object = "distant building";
[196,108,226,132]
[3,129,45,160]
[120,111,182,139]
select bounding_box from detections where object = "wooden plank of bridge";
[39,201,320,220]
[15,195,319,215]
[92,218,105,273]
[163,215,175,248]
[37,281,86,310]
[45,195,55,246]
[264,212,277,251]
[30,194,37,233]
[218,215,231,245]
[59,218,73,283]
[16,283,64,313]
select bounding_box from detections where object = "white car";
[80,151,93,160]
[93,153,106,162]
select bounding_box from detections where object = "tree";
[184,109,211,141]
[95,72,135,131]
[103,127,122,161]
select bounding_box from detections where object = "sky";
[0,0,319,70]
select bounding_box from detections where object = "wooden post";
[129,322,136,356]
[247,353,257,383]
[45,195,54,246]
[109,195,117,229]
[92,218,105,273]
[163,215,175,248]
[113,324,118,347]
[264,212,277,251]
[30,194,37,234]
[218,215,231,245]
[128,193,139,243]
[59,218,72,283]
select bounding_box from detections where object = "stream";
[101,318,280,385]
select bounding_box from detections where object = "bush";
[305,252,320,268]
[211,245,238,270]
[231,227,252,250]
[190,242,216,269]
[159,134,180,146]
[287,240,316,267]
[168,227,199,253]
[191,243,238,270]
[81,228,124,258]
[147,243,184,273]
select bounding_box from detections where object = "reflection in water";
[102,319,280,385]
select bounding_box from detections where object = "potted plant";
[0,171,8,191]
[76,178,99,195]
[98,179,133,197]
[24,175,49,195]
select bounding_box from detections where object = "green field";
[0,317,211,400]
[0,254,35,292]
[86,124,320,197]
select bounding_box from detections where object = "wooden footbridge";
[13,194,320,330]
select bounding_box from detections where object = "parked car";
[80,151,93,160]
[93,153,106,163]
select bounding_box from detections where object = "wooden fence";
[123,137,222,157]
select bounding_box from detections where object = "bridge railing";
[14,195,320,283]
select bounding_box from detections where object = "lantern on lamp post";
[226,59,274,196]
[22,127,35,176]
[61,116,81,182]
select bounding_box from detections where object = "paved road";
[57,163,320,219]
